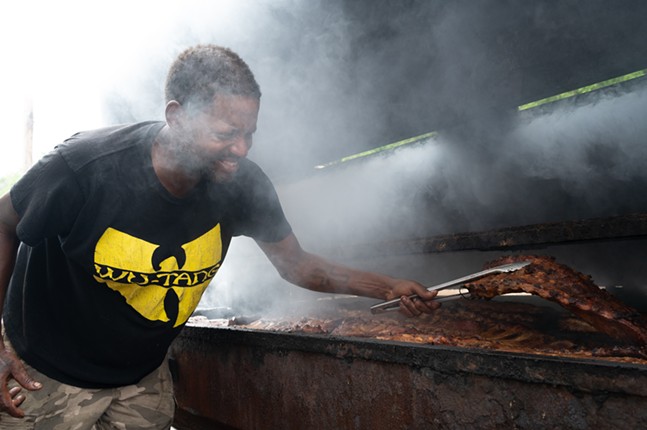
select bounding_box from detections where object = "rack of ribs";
[465,255,647,345]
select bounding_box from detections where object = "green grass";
[0,173,21,196]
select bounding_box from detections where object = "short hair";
[164,45,261,110]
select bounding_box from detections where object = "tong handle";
[370,261,530,314]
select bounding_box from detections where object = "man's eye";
[211,132,236,141]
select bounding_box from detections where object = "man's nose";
[229,136,250,158]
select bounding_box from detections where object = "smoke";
[185,1,647,314]
[507,88,647,188]
[102,0,364,180]
[278,83,647,244]
[5,1,644,313]
[202,80,647,314]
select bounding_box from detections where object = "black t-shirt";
[5,121,291,388]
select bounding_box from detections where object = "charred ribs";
[465,255,647,345]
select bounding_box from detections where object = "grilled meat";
[189,255,647,362]
[192,299,647,363]
[465,255,647,345]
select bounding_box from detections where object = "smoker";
[169,213,647,430]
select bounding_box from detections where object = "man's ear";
[165,100,184,128]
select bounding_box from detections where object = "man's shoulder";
[56,121,164,172]
[234,158,270,183]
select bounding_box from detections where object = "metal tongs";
[370,261,531,314]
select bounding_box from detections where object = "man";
[0,45,439,428]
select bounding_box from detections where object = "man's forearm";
[279,251,395,300]
[0,194,20,345]
[0,229,18,315]
[258,233,439,316]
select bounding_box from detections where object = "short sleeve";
[10,150,85,245]
[225,161,292,243]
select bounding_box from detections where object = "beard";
[173,141,239,184]
[207,160,239,183]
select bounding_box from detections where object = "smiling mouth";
[216,159,239,174]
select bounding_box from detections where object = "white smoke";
[278,83,647,248]
[3,1,644,313]
[508,87,647,185]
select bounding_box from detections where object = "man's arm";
[0,193,42,418]
[256,232,440,317]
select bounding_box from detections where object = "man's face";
[175,94,260,183]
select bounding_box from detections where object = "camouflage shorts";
[0,336,175,430]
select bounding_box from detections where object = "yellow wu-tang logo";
[93,225,222,327]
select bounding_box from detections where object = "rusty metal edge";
[174,325,647,397]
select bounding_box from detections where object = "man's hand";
[0,347,42,418]
[389,279,441,317]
